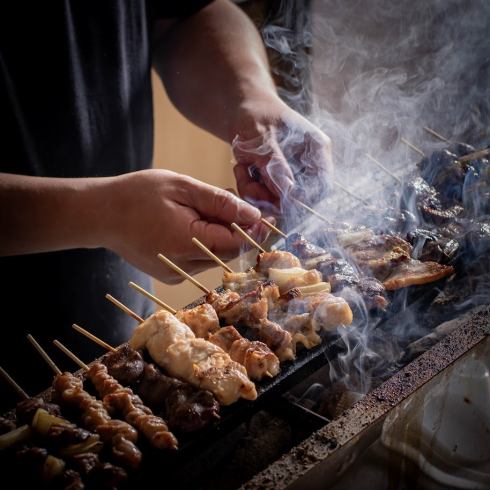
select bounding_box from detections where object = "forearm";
[0,173,114,256]
[153,0,283,142]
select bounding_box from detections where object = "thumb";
[187,179,261,226]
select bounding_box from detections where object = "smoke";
[245,0,490,401]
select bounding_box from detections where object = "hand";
[231,95,333,212]
[105,169,268,284]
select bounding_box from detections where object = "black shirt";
[0,0,211,405]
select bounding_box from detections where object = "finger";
[233,164,278,206]
[184,178,261,226]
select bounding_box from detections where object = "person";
[0,0,331,403]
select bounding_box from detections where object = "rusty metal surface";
[241,304,490,490]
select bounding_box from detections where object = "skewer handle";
[365,154,402,184]
[260,218,287,238]
[458,148,490,162]
[129,281,177,315]
[0,366,28,400]
[53,340,89,371]
[105,294,144,323]
[72,324,117,353]
[294,200,330,224]
[27,334,62,375]
[423,127,450,143]
[333,180,370,206]
[192,237,234,273]
[231,223,266,253]
[401,137,425,157]
[157,253,211,295]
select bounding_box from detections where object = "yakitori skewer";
[230,223,266,253]
[423,126,451,143]
[401,137,425,157]
[128,281,177,314]
[53,339,179,450]
[365,153,402,184]
[260,218,287,238]
[294,199,330,224]
[0,365,28,400]
[105,294,144,323]
[27,334,61,375]
[157,253,211,294]
[458,148,490,162]
[192,237,234,273]
[333,179,370,206]
[72,324,117,353]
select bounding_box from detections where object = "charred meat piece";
[286,232,327,260]
[208,326,280,380]
[45,424,93,447]
[407,228,460,263]
[103,345,220,432]
[139,363,220,432]
[383,259,454,290]
[176,303,220,339]
[101,344,144,387]
[342,234,412,278]
[447,142,475,157]
[316,257,360,291]
[16,397,61,426]
[461,219,490,258]
[88,362,178,450]
[69,452,127,489]
[59,469,84,490]
[357,277,389,311]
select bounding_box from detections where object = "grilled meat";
[176,303,220,339]
[139,363,220,432]
[102,347,220,432]
[222,269,261,293]
[255,250,301,272]
[100,344,144,387]
[52,372,142,469]
[130,310,257,405]
[208,326,280,380]
[407,228,460,263]
[69,453,127,489]
[383,259,454,290]
[87,362,178,450]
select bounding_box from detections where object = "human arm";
[153,0,332,210]
[0,170,267,283]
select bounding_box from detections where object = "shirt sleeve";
[149,0,214,20]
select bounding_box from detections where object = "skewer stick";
[401,137,425,157]
[157,254,211,295]
[53,340,89,371]
[231,223,266,253]
[105,294,144,323]
[365,153,402,184]
[458,148,490,162]
[72,324,117,353]
[129,281,177,315]
[294,200,330,224]
[27,334,62,375]
[423,127,450,143]
[260,218,287,238]
[0,366,28,400]
[192,237,234,273]
[333,180,370,206]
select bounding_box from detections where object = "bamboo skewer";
[423,127,451,143]
[191,237,234,273]
[365,153,402,184]
[0,366,28,400]
[294,199,330,224]
[458,148,490,162]
[72,324,117,353]
[157,253,211,295]
[260,218,287,238]
[129,281,177,314]
[105,294,144,323]
[230,223,266,253]
[27,334,62,375]
[401,137,425,157]
[333,180,370,206]
[53,340,89,371]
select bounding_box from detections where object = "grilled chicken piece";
[209,326,280,380]
[268,267,322,294]
[383,259,454,290]
[222,269,262,293]
[256,250,301,273]
[130,310,257,405]
[176,303,220,339]
[207,285,294,362]
[343,234,412,278]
